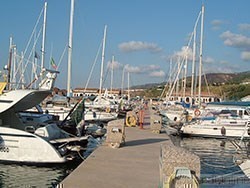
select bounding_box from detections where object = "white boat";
[85,95,119,111]
[160,106,194,122]
[0,68,88,164]
[0,88,88,164]
[180,110,250,138]
[41,105,72,121]
[205,101,250,119]
[159,107,184,122]
[84,123,107,138]
[84,109,118,122]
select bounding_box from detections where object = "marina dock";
[59,109,199,188]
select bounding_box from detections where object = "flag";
[34,51,40,59]
[50,58,57,70]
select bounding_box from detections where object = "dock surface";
[60,109,169,188]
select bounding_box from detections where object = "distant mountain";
[131,71,250,89]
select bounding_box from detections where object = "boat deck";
[59,109,169,188]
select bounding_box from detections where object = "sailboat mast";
[127,71,130,101]
[67,0,74,97]
[191,28,196,99]
[41,2,47,70]
[110,55,114,94]
[198,5,204,106]
[191,10,201,102]
[99,25,107,95]
[7,37,13,90]
[183,53,188,99]
[121,65,125,96]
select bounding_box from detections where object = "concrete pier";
[59,108,200,188]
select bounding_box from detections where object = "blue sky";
[0,0,250,89]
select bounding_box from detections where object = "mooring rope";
[201,160,238,169]
[204,168,248,181]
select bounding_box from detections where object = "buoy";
[194,109,201,116]
[187,115,193,121]
[126,114,137,127]
[194,109,201,117]
[106,107,111,113]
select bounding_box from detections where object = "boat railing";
[237,109,250,150]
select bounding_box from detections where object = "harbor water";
[171,136,250,187]
[1,135,250,187]
[0,136,103,188]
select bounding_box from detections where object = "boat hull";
[181,124,250,139]
[0,127,67,164]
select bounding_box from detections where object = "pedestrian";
[138,107,144,129]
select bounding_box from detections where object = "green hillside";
[132,71,250,100]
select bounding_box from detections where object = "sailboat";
[159,5,205,123]
[83,25,118,122]
[40,0,75,122]
[160,5,220,124]
[0,1,89,164]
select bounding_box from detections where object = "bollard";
[150,114,162,134]
[159,144,200,188]
[106,119,125,148]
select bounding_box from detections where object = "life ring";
[106,107,111,113]
[194,109,201,117]
[126,114,137,127]
[187,115,193,121]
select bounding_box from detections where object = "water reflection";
[171,136,249,187]
[0,136,103,188]
[0,163,73,188]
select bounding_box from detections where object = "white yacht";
[0,74,88,164]
[180,110,250,139]
[84,109,118,122]
[205,101,250,119]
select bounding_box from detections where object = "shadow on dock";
[125,138,168,147]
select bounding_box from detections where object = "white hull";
[43,106,72,121]
[181,123,250,138]
[160,108,194,122]
[0,127,66,163]
[85,111,118,122]
[239,160,250,178]
[160,110,182,122]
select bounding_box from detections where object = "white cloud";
[220,31,250,49]
[203,56,215,64]
[241,51,250,61]
[124,64,162,75]
[238,23,250,32]
[171,46,193,61]
[219,60,229,64]
[124,64,141,73]
[211,19,224,26]
[211,19,225,30]
[141,64,160,72]
[149,70,165,77]
[204,64,235,74]
[119,41,162,53]
[107,60,123,70]
[220,31,250,61]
